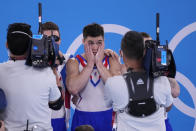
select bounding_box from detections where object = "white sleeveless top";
[75,54,112,112]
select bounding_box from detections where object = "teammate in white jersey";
[66,23,120,131]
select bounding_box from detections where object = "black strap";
[124,72,154,101]
[147,77,154,98]
[124,73,134,101]
[48,86,64,110]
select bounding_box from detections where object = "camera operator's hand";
[84,43,95,68]
[104,49,118,58]
[55,59,61,66]
[55,51,65,66]
[0,120,5,131]
[109,51,121,76]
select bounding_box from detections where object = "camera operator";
[0,23,61,130]
[103,31,173,131]
[41,21,72,131]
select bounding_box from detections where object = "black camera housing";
[26,34,59,68]
[143,40,176,78]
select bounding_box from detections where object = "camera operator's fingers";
[109,51,120,65]
[104,51,109,56]
[104,49,119,60]
[104,49,114,57]
[113,51,119,60]
[109,55,121,76]
[55,58,60,65]
[112,51,120,62]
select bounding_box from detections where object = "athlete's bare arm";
[66,58,93,95]
[66,44,94,95]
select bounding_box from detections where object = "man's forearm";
[168,78,180,98]
[67,65,93,95]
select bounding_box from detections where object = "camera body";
[26,34,59,68]
[143,40,176,78]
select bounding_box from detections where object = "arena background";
[1,0,196,131]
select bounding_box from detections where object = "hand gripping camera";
[143,13,176,78]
